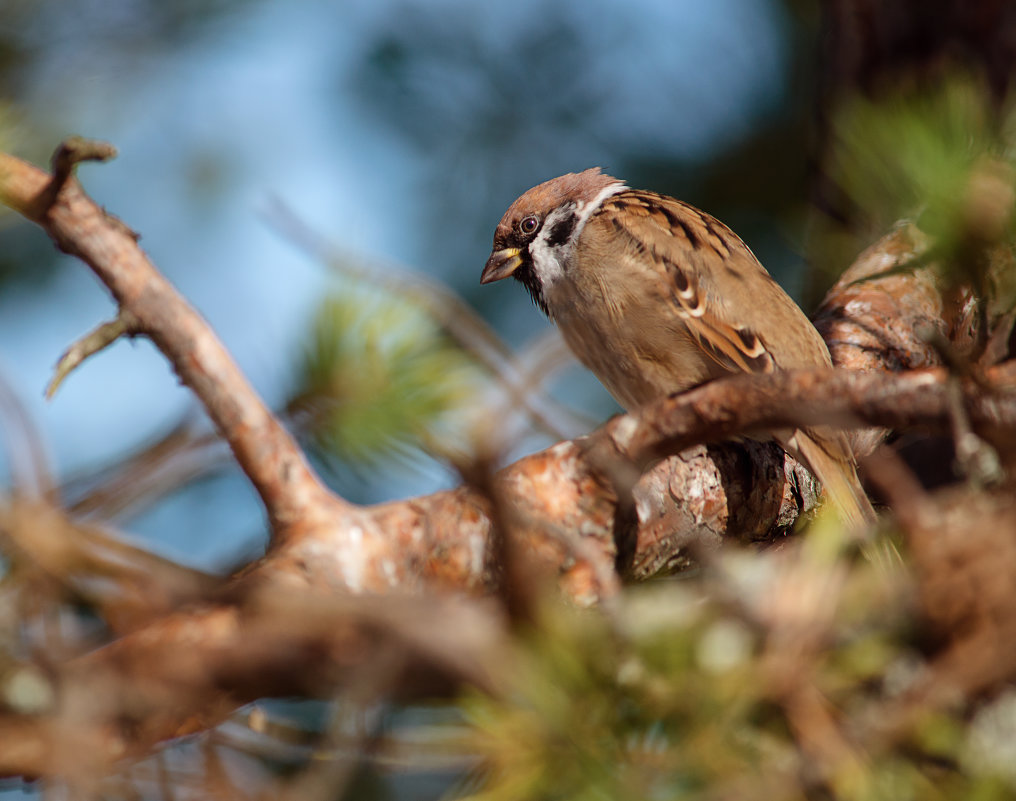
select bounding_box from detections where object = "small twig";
[917,326,1007,484]
[154,750,177,801]
[45,310,141,399]
[918,325,977,378]
[63,414,226,521]
[945,378,1004,486]
[49,136,118,188]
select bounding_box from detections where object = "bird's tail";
[786,429,877,532]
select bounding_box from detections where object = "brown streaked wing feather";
[669,268,776,375]
[593,190,876,528]
[598,190,832,374]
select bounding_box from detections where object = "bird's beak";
[480,248,523,284]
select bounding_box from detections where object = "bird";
[481,168,874,530]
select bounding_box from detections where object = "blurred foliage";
[451,525,1015,801]
[831,78,998,232]
[291,287,485,476]
[456,594,780,801]
[822,75,1016,283]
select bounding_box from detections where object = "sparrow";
[481,168,874,529]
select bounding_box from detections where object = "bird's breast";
[545,269,726,411]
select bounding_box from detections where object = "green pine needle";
[291,287,484,472]
[829,74,1016,283]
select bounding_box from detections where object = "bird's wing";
[594,189,812,375]
[591,191,874,526]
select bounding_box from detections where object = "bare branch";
[49,136,118,185]
[581,365,1016,476]
[45,311,141,399]
[0,143,344,535]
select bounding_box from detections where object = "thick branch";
[583,366,1015,473]
[333,363,1014,596]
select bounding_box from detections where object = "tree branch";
[0,142,343,534]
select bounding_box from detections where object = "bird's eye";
[519,216,539,235]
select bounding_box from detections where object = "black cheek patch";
[546,213,578,247]
[514,261,549,316]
